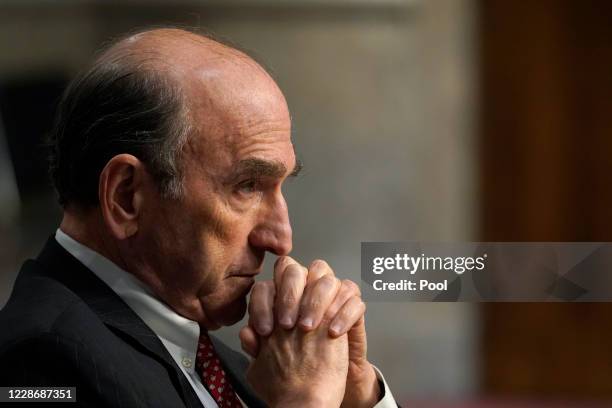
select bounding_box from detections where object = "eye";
[236,179,258,194]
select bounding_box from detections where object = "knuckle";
[309,259,336,278]
[309,259,330,271]
[277,255,300,272]
[274,257,293,280]
[302,297,321,313]
[309,297,322,310]
[318,274,338,288]
[250,282,275,312]
[275,255,291,269]
[284,264,305,281]
[346,299,366,320]
[342,279,361,295]
[280,292,297,306]
[339,307,351,320]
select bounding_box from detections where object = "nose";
[248,190,293,256]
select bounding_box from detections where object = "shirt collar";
[54,228,201,365]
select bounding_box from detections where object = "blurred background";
[0,0,611,406]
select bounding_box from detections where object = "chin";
[210,296,248,329]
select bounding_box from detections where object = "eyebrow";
[231,157,303,181]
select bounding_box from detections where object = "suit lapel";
[33,237,204,408]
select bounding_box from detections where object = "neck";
[59,207,128,272]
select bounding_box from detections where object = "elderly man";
[0,28,397,407]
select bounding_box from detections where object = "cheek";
[139,197,220,291]
[194,231,248,293]
[187,207,247,290]
[203,201,254,253]
[166,179,258,290]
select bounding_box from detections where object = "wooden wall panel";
[478,0,612,398]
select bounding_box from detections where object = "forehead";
[183,63,294,173]
[186,127,296,184]
[153,35,294,173]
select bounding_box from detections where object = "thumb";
[347,316,368,365]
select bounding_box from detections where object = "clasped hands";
[240,256,380,408]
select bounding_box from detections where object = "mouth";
[228,265,262,279]
[231,273,258,278]
[233,275,256,297]
[227,272,258,292]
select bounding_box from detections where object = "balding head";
[54,27,298,328]
[49,27,288,209]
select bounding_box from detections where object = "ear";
[98,154,146,240]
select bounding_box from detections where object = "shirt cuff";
[372,365,399,408]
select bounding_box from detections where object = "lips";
[231,273,258,278]
[233,275,256,296]
[228,266,262,278]
[227,272,258,290]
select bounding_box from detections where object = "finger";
[248,280,275,336]
[306,259,335,285]
[275,263,307,328]
[298,274,341,331]
[347,315,368,364]
[323,279,361,321]
[239,325,260,358]
[273,256,301,288]
[329,296,366,338]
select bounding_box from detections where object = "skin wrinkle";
[61,28,296,330]
[59,30,379,402]
[227,127,293,154]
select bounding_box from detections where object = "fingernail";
[330,322,343,336]
[280,315,293,328]
[300,317,313,329]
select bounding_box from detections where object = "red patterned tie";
[195,332,243,408]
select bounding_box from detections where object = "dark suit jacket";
[0,237,266,407]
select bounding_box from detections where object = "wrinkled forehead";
[179,57,293,174]
[187,61,290,135]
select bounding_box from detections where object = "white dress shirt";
[55,229,397,408]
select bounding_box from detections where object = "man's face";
[136,62,297,329]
